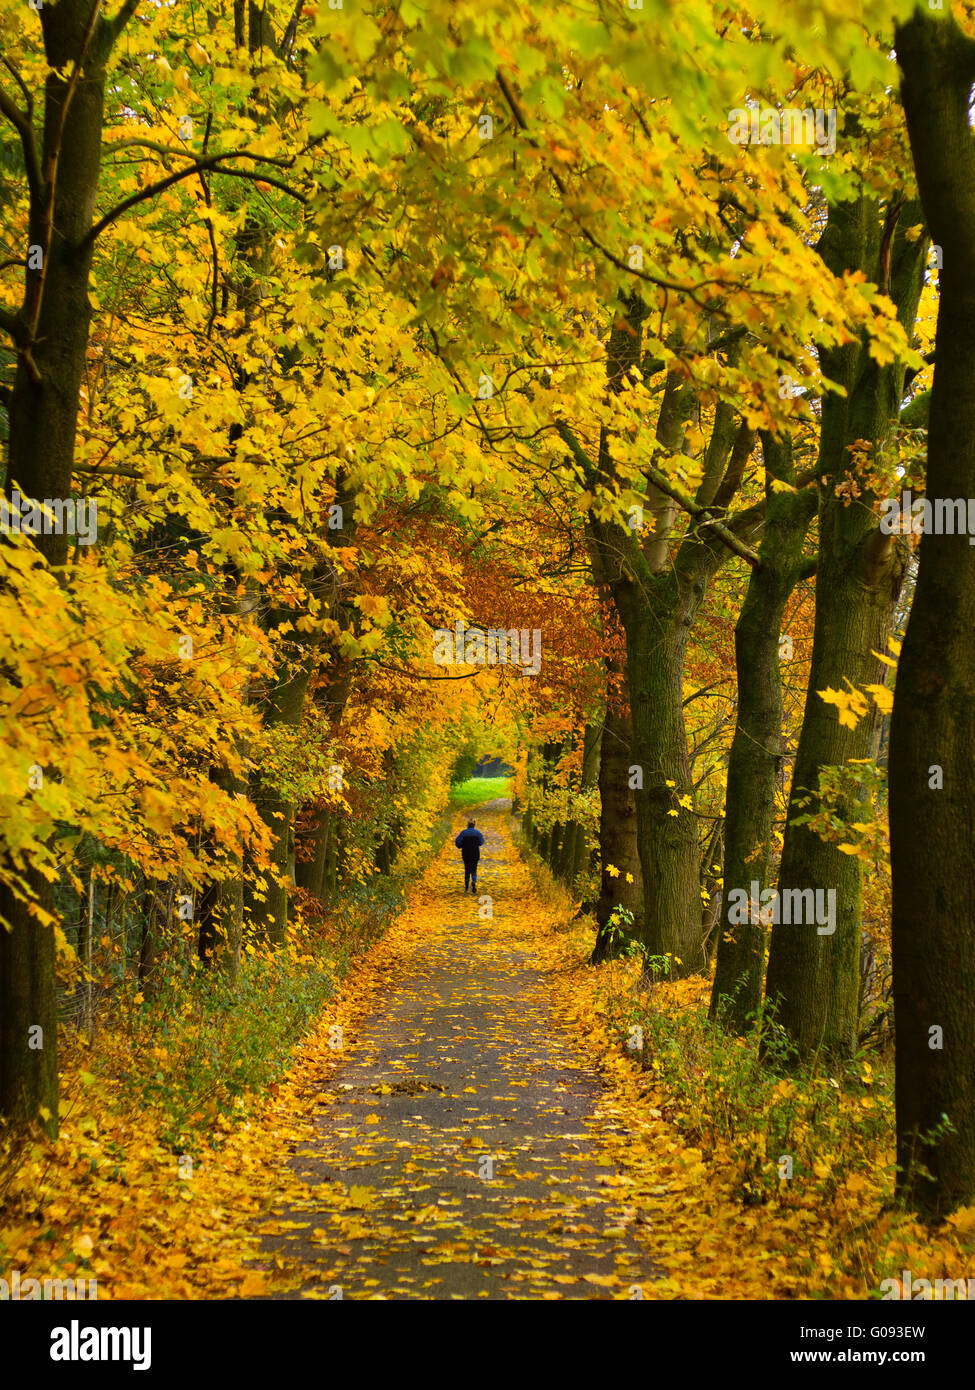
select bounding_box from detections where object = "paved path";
[254,804,667,1299]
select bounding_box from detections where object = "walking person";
[455,818,485,894]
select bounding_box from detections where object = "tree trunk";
[199,873,243,981]
[139,900,155,995]
[198,762,247,981]
[296,813,331,898]
[590,691,644,961]
[765,191,926,1059]
[710,434,816,1029]
[245,659,314,947]
[0,1,131,1136]
[0,875,59,1136]
[323,829,339,902]
[888,10,975,1217]
[580,296,759,978]
[700,819,723,963]
[547,821,563,875]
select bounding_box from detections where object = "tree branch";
[80,151,306,246]
[494,68,730,315]
[654,468,760,566]
[105,0,142,45]
[0,81,42,200]
[0,56,32,114]
[554,418,595,481]
[367,659,486,682]
[0,303,26,345]
[556,418,759,567]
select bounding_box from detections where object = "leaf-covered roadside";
[0,888,427,1298]
[542,888,975,1297]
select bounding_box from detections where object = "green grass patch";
[449,776,513,807]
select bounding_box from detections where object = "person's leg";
[464,865,472,892]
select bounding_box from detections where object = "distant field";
[449,777,513,808]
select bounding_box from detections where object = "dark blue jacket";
[455,827,485,864]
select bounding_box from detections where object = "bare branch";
[282,0,305,64]
[366,659,486,682]
[81,151,306,247]
[104,139,200,160]
[1,56,33,117]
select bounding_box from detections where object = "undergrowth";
[59,810,455,1157]
[517,822,975,1294]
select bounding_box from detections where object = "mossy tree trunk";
[0,0,138,1137]
[710,433,816,1030]
[888,9,975,1217]
[764,192,926,1059]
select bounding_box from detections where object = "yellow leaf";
[818,684,868,730]
[947,1205,975,1237]
[863,683,893,714]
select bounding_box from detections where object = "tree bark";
[245,656,317,945]
[579,297,760,977]
[765,191,926,1059]
[296,813,331,898]
[889,10,975,1217]
[710,433,816,1030]
[590,690,645,961]
[0,1,131,1136]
